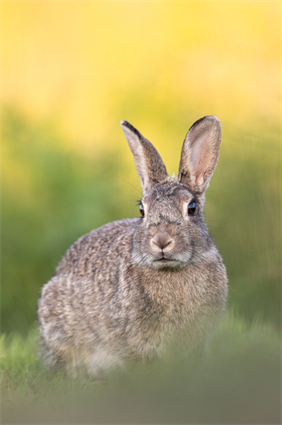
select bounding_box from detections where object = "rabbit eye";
[188,201,196,215]
[140,203,145,217]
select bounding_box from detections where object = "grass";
[1,311,281,424]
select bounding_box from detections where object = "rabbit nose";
[151,233,174,252]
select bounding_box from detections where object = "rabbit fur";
[37,116,228,377]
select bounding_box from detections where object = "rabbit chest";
[112,262,225,358]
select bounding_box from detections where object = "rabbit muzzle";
[149,228,182,268]
[150,232,174,253]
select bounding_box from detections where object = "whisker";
[110,173,142,196]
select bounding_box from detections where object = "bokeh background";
[1,1,280,335]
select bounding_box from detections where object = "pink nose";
[151,233,174,252]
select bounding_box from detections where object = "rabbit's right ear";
[121,121,168,195]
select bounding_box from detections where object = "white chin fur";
[150,260,184,270]
[132,250,193,269]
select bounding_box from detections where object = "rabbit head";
[121,116,221,270]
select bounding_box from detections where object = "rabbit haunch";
[38,116,228,377]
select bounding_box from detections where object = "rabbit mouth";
[153,257,179,267]
[151,252,191,268]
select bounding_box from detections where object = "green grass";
[1,311,281,424]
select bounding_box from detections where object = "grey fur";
[37,116,228,377]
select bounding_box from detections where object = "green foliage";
[2,108,135,334]
[1,313,281,424]
[1,107,281,334]
[205,124,281,328]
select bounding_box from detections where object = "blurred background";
[1,1,280,335]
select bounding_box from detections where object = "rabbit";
[37,115,228,377]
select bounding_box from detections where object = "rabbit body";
[38,117,228,377]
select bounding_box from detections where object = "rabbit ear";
[178,116,221,195]
[121,121,168,194]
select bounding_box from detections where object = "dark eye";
[140,203,145,217]
[188,201,196,215]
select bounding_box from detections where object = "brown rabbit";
[37,116,228,377]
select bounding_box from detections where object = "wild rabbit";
[38,116,228,377]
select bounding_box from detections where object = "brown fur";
[37,116,228,377]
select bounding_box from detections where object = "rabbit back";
[38,219,137,373]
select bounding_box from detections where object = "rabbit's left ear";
[178,116,221,195]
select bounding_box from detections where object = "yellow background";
[2,1,280,152]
